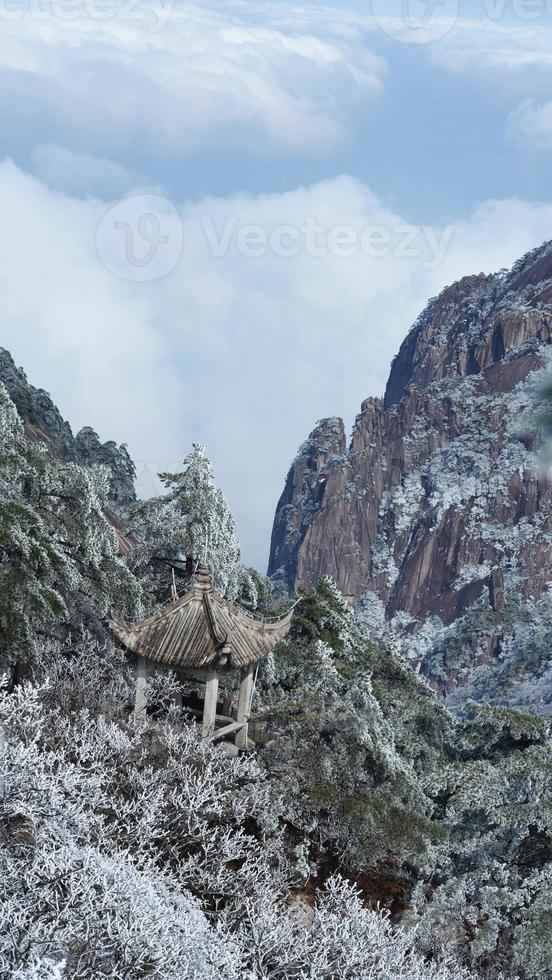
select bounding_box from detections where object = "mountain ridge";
[0,347,136,514]
[269,240,552,712]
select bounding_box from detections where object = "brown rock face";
[269,417,347,596]
[268,242,552,703]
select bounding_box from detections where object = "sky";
[2,0,552,569]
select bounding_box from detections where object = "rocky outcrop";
[269,242,552,709]
[74,426,136,513]
[0,348,136,517]
[269,417,347,596]
[0,348,75,458]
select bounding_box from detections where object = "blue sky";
[1,0,552,568]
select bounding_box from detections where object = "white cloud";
[0,159,184,482]
[1,2,551,572]
[428,19,552,73]
[1,160,552,569]
[0,1,385,164]
[31,144,144,198]
[255,5,552,77]
[3,0,551,184]
[507,99,552,150]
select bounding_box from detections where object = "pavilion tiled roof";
[110,566,293,670]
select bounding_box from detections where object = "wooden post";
[135,656,148,718]
[235,665,255,749]
[0,723,5,801]
[201,669,219,740]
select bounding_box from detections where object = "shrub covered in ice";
[0,631,476,980]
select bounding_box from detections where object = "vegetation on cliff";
[0,633,475,980]
[2,245,552,980]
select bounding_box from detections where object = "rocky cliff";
[269,242,552,713]
[0,348,136,517]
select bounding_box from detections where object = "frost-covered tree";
[230,875,475,980]
[0,382,141,667]
[255,577,552,977]
[127,445,269,609]
[409,704,552,979]
[0,384,68,661]
[0,632,473,980]
[74,426,136,514]
[257,578,450,872]
[0,635,286,977]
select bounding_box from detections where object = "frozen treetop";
[111,565,293,670]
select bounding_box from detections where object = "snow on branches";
[127,444,266,610]
[0,382,141,667]
[0,633,473,980]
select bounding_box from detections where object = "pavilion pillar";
[202,669,219,740]
[235,664,255,749]
[135,656,148,718]
[171,690,182,709]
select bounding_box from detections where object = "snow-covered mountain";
[269,242,552,714]
[0,347,136,515]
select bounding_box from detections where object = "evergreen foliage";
[256,578,552,978]
[0,383,141,666]
[3,357,552,977]
[126,444,269,611]
[0,634,473,980]
[258,578,447,869]
[74,427,136,514]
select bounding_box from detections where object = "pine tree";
[127,444,267,608]
[0,383,141,667]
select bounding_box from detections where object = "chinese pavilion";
[110,565,293,748]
